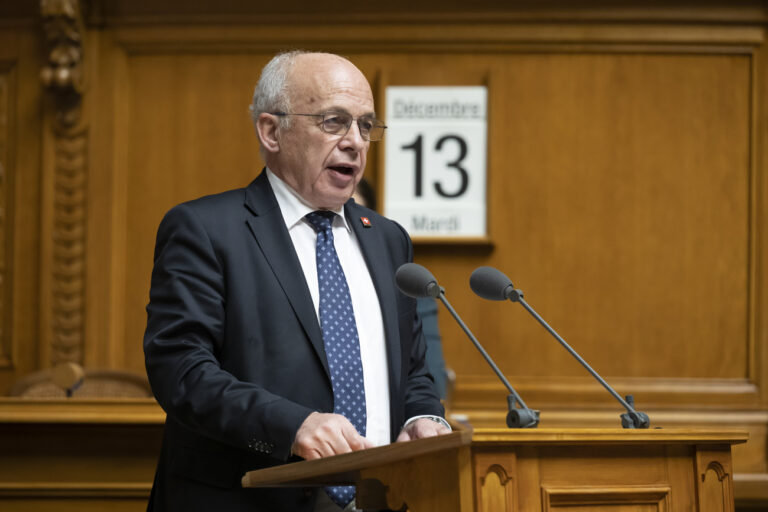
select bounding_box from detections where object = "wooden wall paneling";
[440,49,752,386]
[1,3,757,507]
[92,15,768,498]
[753,23,768,412]
[118,51,269,374]
[85,29,132,370]
[733,24,768,509]
[110,39,132,371]
[0,50,12,372]
[438,48,747,406]
[0,25,43,394]
[744,25,768,429]
[328,47,756,412]
[399,47,761,437]
[427,46,767,497]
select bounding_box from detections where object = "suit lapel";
[243,172,329,379]
[346,203,403,400]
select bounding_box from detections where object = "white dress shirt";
[266,169,392,447]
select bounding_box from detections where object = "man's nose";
[338,121,367,151]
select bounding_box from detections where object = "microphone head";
[395,263,442,298]
[470,266,514,301]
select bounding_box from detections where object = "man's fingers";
[341,422,372,451]
[416,422,444,438]
[292,412,371,459]
[311,432,345,459]
[397,418,451,443]
[303,448,324,461]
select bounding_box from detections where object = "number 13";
[401,134,470,198]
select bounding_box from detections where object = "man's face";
[271,54,374,210]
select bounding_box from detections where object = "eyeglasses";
[271,111,387,141]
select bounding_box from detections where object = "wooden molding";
[48,127,87,366]
[0,398,165,424]
[40,0,88,367]
[469,428,748,446]
[450,376,763,412]
[0,67,9,371]
[734,473,768,502]
[0,482,151,498]
[0,409,162,507]
[108,23,766,55]
[542,485,671,512]
[448,406,768,429]
[697,447,736,512]
[41,0,84,125]
[475,453,516,512]
[87,1,768,26]
[479,463,513,486]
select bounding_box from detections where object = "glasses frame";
[271,111,387,142]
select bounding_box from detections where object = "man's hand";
[291,412,375,460]
[396,417,451,442]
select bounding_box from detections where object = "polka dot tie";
[306,211,366,509]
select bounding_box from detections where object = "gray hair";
[249,50,310,129]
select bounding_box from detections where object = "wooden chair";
[8,363,153,398]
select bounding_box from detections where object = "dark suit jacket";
[144,171,443,511]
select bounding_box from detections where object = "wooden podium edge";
[241,427,748,488]
[470,427,749,445]
[242,430,472,488]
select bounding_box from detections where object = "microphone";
[470,266,518,301]
[470,266,650,429]
[394,263,442,299]
[396,263,539,429]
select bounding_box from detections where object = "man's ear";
[256,113,280,153]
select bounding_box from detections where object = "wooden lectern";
[242,428,747,512]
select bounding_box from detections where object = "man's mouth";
[328,165,355,176]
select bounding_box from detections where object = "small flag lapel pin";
[360,216,372,228]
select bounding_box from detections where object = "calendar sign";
[384,86,487,239]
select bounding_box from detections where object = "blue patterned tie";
[305,211,367,509]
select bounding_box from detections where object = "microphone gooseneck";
[396,263,539,429]
[469,266,650,429]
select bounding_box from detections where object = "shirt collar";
[266,168,352,232]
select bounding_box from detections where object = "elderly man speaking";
[143,51,450,512]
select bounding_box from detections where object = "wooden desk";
[243,428,748,512]
[0,399,164,512]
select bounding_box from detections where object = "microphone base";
[620,411,651,429]
[506,395,540,428]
